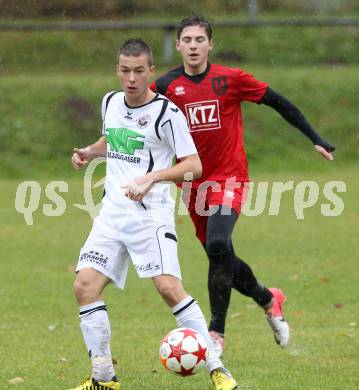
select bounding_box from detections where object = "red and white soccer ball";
[159,327,208,376]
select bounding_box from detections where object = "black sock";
[232,256,273,307]
[205,206,239,334]
[207,250,234,334]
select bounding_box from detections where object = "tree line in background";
[0,0,358,18]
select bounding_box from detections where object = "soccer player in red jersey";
[151,15,335,357]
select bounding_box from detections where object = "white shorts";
[76,214,181,289]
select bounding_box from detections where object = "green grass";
[1,167,358,389]
[1,65,358,179]
[1,18,358,179]
[1,24,358,73]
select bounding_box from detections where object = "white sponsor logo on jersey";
[175,86,185,95]
[184,100,221,132]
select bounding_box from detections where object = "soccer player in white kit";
[70,39,238,390]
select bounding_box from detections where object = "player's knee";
[154,277,185,305]
[73,278,87,301]
[73,277,97,303]
[206,236,232,258]
[155,280,174,299]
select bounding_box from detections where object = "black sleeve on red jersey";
[260,87,335,153]
[154,66,184,95]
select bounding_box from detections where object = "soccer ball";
[159,327,208,376]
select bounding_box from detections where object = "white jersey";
[100,91,197,218]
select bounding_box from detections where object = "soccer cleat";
[265,287,290,347]
[211,367,238,390]
[209,330,225,358]
[69,376,120,390]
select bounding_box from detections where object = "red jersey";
[151,63,267,186]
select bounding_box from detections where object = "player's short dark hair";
[117,38,154,66]
[177,14,213,40]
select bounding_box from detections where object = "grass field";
[1,10,358,389]
[1,166,358,389]
[1,65,358,178]
[1,22,358,72]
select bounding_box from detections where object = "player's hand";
[72,147,90,170]
[314,145,334,161]
[122,174,155,202]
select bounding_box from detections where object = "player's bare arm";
[261,87,335,160]
[124,153,202,201]
[72,136,107,170]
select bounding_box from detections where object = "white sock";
[79,301,115,382]
[172,296,223,373]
